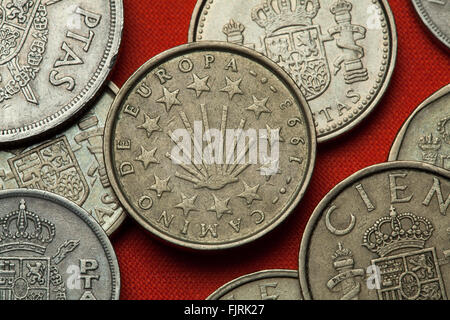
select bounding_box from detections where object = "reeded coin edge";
[0,188,121,300]
[412,0,450,49]
[0,0,124,145]
[188,0,398,143]
[298,161,450,300]
[104,41,317,250]
[388,84,450,162]
[206,269,300,300]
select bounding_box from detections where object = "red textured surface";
[109,0,450,300]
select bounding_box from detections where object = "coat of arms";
[417,116,450,170]
[363,206,448,300]
[0,199,79,300]
[0,0,62,105]
[7,136,89,206]
[222,0,368,100]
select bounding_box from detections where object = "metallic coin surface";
[412,0,450,49]
[0,0,123,145]
[104,42,316,250]
[299,161,450,300]
[207,269,302,300]
[0,83,126,236]
[0,189,120,300]
[389,84,450,172]
[189,0,397,142]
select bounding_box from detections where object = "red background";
[109,0,450,300]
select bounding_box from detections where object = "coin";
[104,42,316,250]
[207,270,302,300]
[0,189,120,300]
[189,0,397,142]
[299,161,450,300]
[389,84,450,171]
[0,82,126,236]
[412,0,450,49]
[0,0,123,145]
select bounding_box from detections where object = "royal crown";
[222,19,245,45]
[332,242,355,270]
[418,133,442,151]
[330,0,352,16]
[363,206,433,257]
[251,0,320,34]
[0,199,56,255]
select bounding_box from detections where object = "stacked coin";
[0,0,124,300]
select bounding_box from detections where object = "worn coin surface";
[189,0,397,142]
[299,161,450,300]
[0,82,126,236]
[104,42,316,250]
[207,269,302,300]
[0,189,120,300]
[412,0,450,49]
[389,84,450,171]
[0,0,123,145]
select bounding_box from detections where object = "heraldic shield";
[0,257,50,300]
[7,136,89,206]
[0,0,42,64]
[264,25,331,100]
[372,248,446,300]
[363,206,447,300]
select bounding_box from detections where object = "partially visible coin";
[207,270,302,300]
[389,84,450,171]
[0,82,126,236]
[412,0,450,49]
[0,189,120,300]
[0,0,123,145]
[189,0,397,142]
[299,161,450,300]
[104,42,316,250]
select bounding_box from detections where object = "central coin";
[104,42,316,250]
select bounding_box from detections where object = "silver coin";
[104,42,316,250]
[0,82,126,236]
[207,269,302,300]
[412,0,450,49]
[389,84,450,171]
[0,189,120,300]
[0,0,123,145]
[189,0,397,142]
[299,161,450,300]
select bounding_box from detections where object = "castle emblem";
[222,0,368,101]
[0,199,79,300]
[0,0,54,105]
[7,136,89,206]
[363,206,448,300]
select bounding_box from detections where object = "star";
[137,114,162,138]
[220,76,243,100]
[208,194,232,220]
[187,73,210,98]
[135,146,159,169]
[157,87,181,112]
[149,175,171,198]
[175,193,198,217]
[247,95,271,119]
[238,181,262,205]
